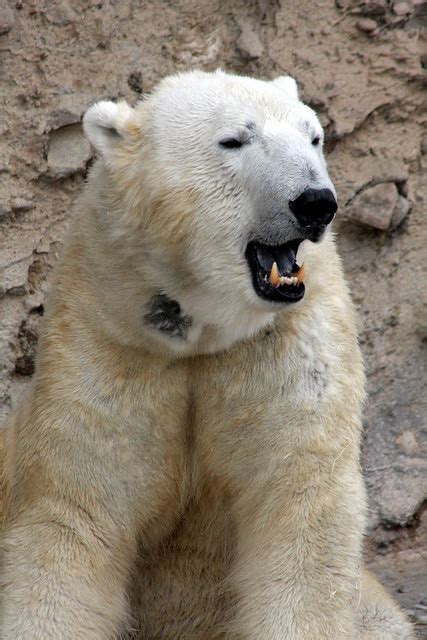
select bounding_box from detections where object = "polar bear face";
[83,70,337,352]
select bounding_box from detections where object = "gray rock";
[392,2,411,16]
[45,109,81,133]
[0,2,14,35]
[391,195,411,228]
[11,198,34,212]
[236,21,264,59]
[46,124,92,179]
[357,18,378,32]
[347,182,399,230]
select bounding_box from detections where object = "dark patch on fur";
[145,294,192,339]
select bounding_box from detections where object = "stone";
[11,197,34,212]
[236,21,264,59]
[45,109,81,133]
[357,18,378,33]
[347,182,399,230]
[392,2,411,16]
[46,124,92,179]
[0,2,14,35]
[391,195,411,228]
[421,136,427,155]
[396,430,419,456]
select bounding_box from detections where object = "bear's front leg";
[228,452,365,639]
[1,351,189,639]
[1,498,134,640]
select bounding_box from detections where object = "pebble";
[347,182,399,230]
[46,124,92,179]
[356,18,378,33]
[236,21,264,59]
[0,2,14,34]
[391,195,411,228]
[11,198,34,212]
[392,2,411,16]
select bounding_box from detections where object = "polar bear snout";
[289,188,337,231]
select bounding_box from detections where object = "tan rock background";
[0,0,425,633]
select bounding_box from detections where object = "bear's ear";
[272,76,299,100]
[83,100,135,167]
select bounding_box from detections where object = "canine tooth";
[269,261,281,287]
[295,263,305,283]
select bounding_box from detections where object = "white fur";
[83,70,334,353]
[83,100,135,168]
[1,69,413,640]
[272,74,299,99]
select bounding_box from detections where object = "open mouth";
[245,239,305,303]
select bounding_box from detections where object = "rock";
[11,197,34,212]
[421,136,427,155]
[236,20,264,59]
[391,195,411,227]
[396,430,419,456]
[357,18,378,33]
[0,256,33,297]
[0,2,14,35]
[392,2,411,16]
[347,183,399,230]
[45,109,81,133]
[46,124,92,179]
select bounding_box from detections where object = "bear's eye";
[219,138,243,149]
[312,136,321,146]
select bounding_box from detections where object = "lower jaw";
[252,278,306,304]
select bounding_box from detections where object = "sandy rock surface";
[0,0,425,633]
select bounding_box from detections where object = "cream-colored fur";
[0,71,413,639]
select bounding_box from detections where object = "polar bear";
[0,70,413,639]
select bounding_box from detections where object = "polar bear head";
[83,70,337,353]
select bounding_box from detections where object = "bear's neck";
[42,218,278,360]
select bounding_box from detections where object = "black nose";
[289,188,337,229]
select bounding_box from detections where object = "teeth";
[294,262,305,283]
[266,261,306,288]
[268,261,281,287]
